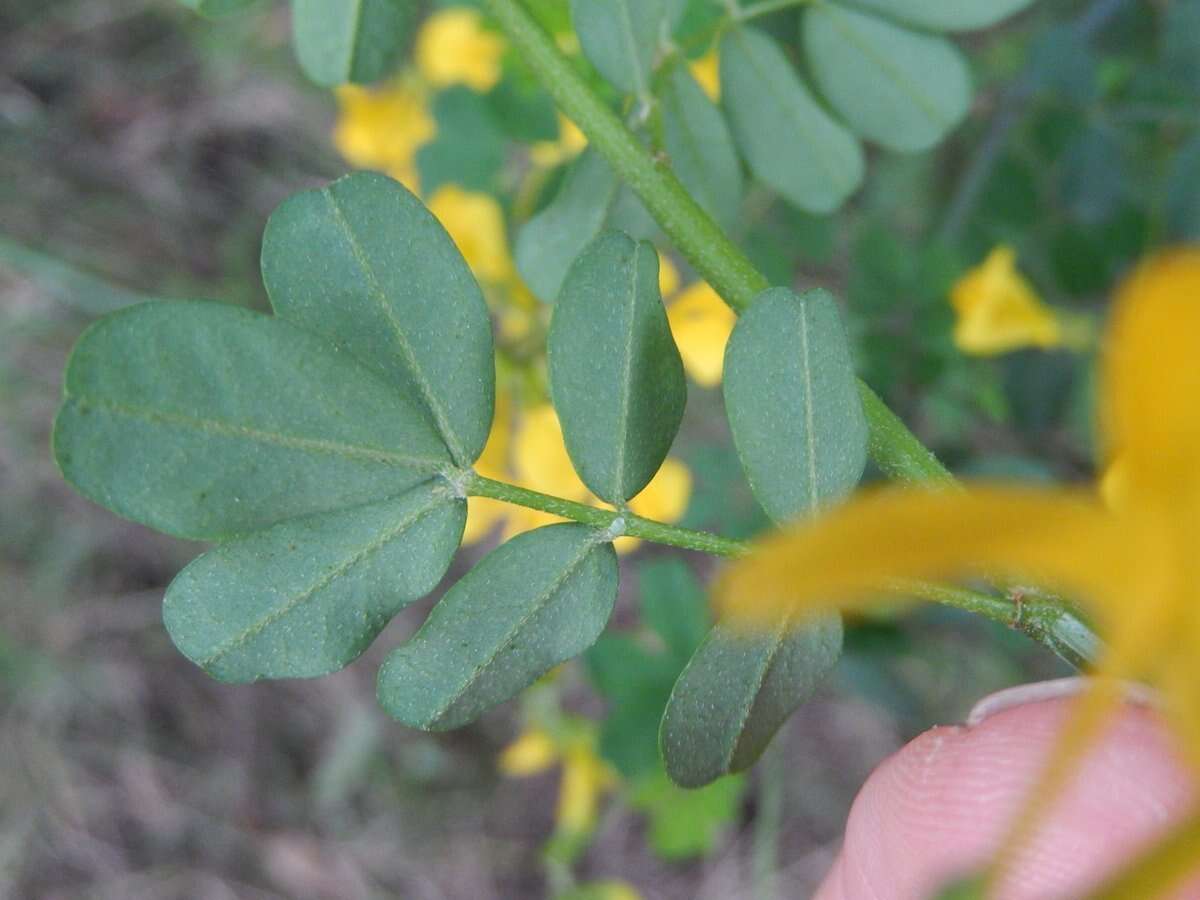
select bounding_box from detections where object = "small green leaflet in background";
[571,0,665,96]
[586,558,709,777]
[262,172,494,466]
[1167,135,1200,240]
[164,483,465,683]
[845,0,1036,31]
[660,66,743,231]
[177,0,257,18]
[629,770,745,859]
[291,0,415,87]
[660,614,843,788]
[548,231,686,505]
[417,87,507,194]
[723,287,868,527]
[54,301,450,541]
[378,524,619,730]
[720,26,863,214]
[804,4,971,153]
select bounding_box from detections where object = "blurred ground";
[0,2,1076,898]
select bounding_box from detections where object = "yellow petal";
[415,9,505,92]
[332,81,434,176]
[427,185,512,283]
[689,50,720,102]
[556,744,616,833]
[529,114,588,168]
[498,727,559,776]
[715,486,1131,628]
[512,404,590,501]
[1101,247,1200,491]
[617,457,693,554]
[950,246,1063,356]
[667,282,736,388]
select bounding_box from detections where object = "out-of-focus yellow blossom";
[658,253,680,298]
[716,247,1200,884]
[415,8,505,92]
[950,245,1063,355]
[530,115,588,168]
[464,401,691,554]
[333,80,434,192]
[427,185,512,283]
[498,724,617,835]
[689,50,721,101]
[666,281,737,388]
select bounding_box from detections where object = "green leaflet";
[805,4,971,153]
[660,66,743,230]
[842,0,1036,32]
[262,172,495,466]
[571,0,665,96]
[628,770,744,859]
[722,287,867,526]
[290,0,415,87]
[720,26,863,214]
[659,614,843,788]
[177,0,257,17]
[378,524,619,730]
[164,483,465,682]
[516,149,621,303]
[53,301,450,542]
[548,231,686,504]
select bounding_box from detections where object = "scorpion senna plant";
[718,248,1200,892]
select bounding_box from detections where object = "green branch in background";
[479,0,953,486]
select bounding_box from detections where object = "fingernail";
[966,676,1159,727]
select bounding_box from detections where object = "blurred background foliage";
[2,0,1197,897]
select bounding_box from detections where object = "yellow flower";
[689,50,721,101]
[427,185,512,283]
[716,247,1200,876]
[333,80,434,193]
[464,400,691,554]
[530,114,588,168]
[667,281,737,388]
[950,245,1062,355]
[498,724,617,834]
[415,8,506,92]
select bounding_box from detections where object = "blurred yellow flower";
[530,114,588,168]
[667,281,737,388]
[689,50,721,101]
[498,724,618,834]
[415,8,506,92]
[427,185,512,283]
[716,247,1200,875]
[333,80,434,193]
[465,400,691,554]
[949,245,1062,355]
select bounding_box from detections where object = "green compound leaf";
[723,287,868,526]
[290,0,415,87]
[660,66,744,231]
[804,4,971,153]
[843,0,1036,32]
[164,482,465,682]
[548,231,686,505]
[720,26,863,214]
[53,301,450,542]
[262,172,494,466]
[178,0,257,18]
[660,614,843,788]
[516,149,621,303]
[571,0,665,96]
[378,524,619,730]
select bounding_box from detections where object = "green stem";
[465,474,1097,668]
[480,0,953,485]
